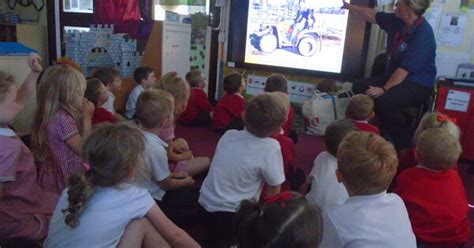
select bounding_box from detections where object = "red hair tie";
[264,191,293,207]
[83,163,91,171]
[437,114,457,124]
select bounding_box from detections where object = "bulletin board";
[425,0,474,78]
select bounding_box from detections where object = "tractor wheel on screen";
[256,34,277,54]
[297,36,320,57]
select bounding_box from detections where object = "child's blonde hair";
[416,128,461,171]
[244,92,287,138]
[136,89,174,129]
[31,64,86,162]
[0,72,15,102]
[62,123,146,228]
[414,112,460,143]
[337,131,398,195]
[155,75,190,116]
[345,94,374,121]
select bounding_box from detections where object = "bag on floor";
[302,92,338,136]
[302,84,354,136]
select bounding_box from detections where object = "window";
[153,0,210,21]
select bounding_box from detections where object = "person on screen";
[342,0,436,150]
[289,0,315,44]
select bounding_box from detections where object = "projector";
[456,63,474,80]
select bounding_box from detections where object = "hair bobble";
[264,191,293,207]
[437,114,457,124]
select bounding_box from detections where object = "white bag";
[302,84,354,136]
[302,92,338,136]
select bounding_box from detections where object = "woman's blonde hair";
[31,64,86,162]
[0,72,15,102]
[413,112,460,144]
[155,74,190,117]
[62,123,146,228]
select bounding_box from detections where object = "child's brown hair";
[264,74,288,93]
[185,69,205,88]
[133,66,154,85]
[84,78,104,106]
[324,120,356,157]
[346,94,374,121]
[0,72,14,102]
[337,131,398,195]
[136,89,174,129]
[62,123,146,228]
[316,79,336,93]
[416,128,461,171]
[223,73,243,94]
[92,67,119,86]
[244,92,287,138]
[235,191,323,248]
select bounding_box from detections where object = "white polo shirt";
[133,131,170,201]
[125,84,144,119]
[306,151,349,210]
[320,191,416,248]
[199,129,285,213]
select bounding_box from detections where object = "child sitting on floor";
[32,64,95,194]
[305,120,355,211]
[84,78,117,125]
[45,124,199,247]
[199,92,287,247]
[345,94,380,134]
[0,54,59,242]
[212,72,246,132]
[125,66,156,119]
[235,191,323,248]
[264,73,297,142]
[398,112,460,174]
[178,69,214,126]
[320,131,416,247]
[92,66,124,120]
[155,75,210,175]
[395,128,470,247]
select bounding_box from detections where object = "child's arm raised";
[66,99,94,155]
[15,54,42,109]
[146,205,200,247]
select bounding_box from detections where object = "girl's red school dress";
[38,109,85,194]
[0,127,58,240]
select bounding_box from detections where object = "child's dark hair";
[92,67,119,86]
[324,120,356,157]
[62,123,145,228]
[223,73,243,94]
[264,74,288,93]
[133,66,154,84]
[317,79,336,93]
[85,78,104,105]
[234,191,323,248]
[185,69,205,88]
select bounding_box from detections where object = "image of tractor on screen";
[245,0,349,73]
